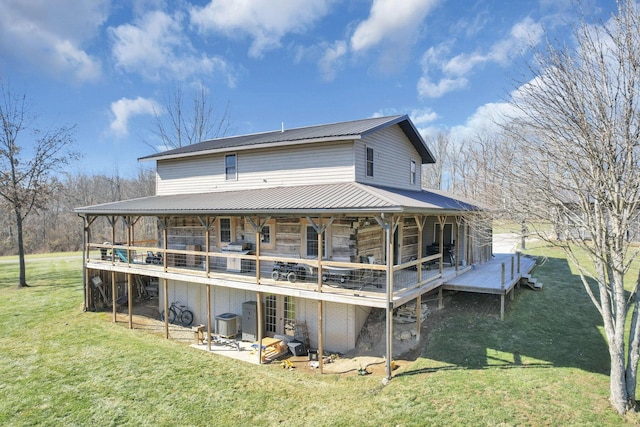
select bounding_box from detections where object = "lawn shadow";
[399,254,611,377]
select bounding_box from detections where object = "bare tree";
[146,82,231,150]
[422,132,451,189]
[495,1,640,414]
[0,83,78,287]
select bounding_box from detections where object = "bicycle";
[160,301,194,327]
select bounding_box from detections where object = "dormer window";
[366,146,374,177]
[225,154,237,180]
[410,160,417,185]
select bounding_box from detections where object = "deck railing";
[86,243,446,297]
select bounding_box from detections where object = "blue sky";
[0,0,616,176]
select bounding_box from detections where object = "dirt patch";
[107,290,503,377]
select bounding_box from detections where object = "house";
[75,114,492,378]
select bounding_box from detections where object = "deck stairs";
[520,274,543,291]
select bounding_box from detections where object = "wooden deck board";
[442,254,537,295]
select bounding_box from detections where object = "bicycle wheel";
[162,307,176,324]
[180,310,194,326]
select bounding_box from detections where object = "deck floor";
[443,253,537,295]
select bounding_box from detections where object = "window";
[284,296,295,336]
[219,218,232,243]
[265,295,277,334]
[366,146,374,177]
[258,219,276,250]
[305,225,326,257]
[261,225,271,245]
[410,160,417,185]
[225,154,237,180]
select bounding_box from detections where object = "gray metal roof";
[75,182,479,216]
[139,115,436,164]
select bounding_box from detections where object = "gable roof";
[75,182,478,216]
[139,115,436,164]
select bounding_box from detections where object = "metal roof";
[139,115,436,164]
[75,182,479,216]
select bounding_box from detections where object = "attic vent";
[281,122,284,132]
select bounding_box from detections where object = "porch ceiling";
[74,182,479,216]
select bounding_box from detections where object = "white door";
[265,295,296,337]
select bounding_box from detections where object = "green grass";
[1,251,640,426]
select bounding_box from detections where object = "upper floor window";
[305,225,326,258]
[410,160,417,185]
[261,225,271,245]
[225,154,237,180]
[219,218,232,243]
[366,146,374,177]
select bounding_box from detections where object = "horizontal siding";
[356,124,422,190]
[157,141,355,195]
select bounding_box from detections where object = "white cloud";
[0,0,107,83]
[417,75,468,98]
[417,17,542,99]
[350,0,439,52]
[318,40,347,82]
[110,96,160,137]
[190,0,335,58]
[110,10,235,85]
[449,101,517,142]
[410,108,439,126]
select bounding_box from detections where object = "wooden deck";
[441,253,538,319]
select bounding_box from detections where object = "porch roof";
[74,182,480,216]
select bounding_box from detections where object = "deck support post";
[318,300,324,374]
[206,284,212,352]
[256,291,264,365]
[437,216,446,275]
[318,227,324,374]
[500,263,506,321]
[111,271,117,323]
[455,216,464,272]
[127,273,133,329]
[375,214,396,381]
[438,287,444,309]
[163,278,169,339]
[414,215,426,342]
[511,256,514,280]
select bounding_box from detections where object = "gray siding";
[156,141,355,195]
[356,125,423,190]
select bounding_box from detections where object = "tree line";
[0,169,155,256]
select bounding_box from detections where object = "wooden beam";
[438,215,447,275]
[207,284,212,352]
[318,300,324,374]
[127,273,133,329]
[257,291,264,365]
[111,271,117,323]
[163,278,169,339]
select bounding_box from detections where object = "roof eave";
[139,135,361,162]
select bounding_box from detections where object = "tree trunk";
[610,338,629,414]
[15,207,27,287]
[626,275,640,406]
[627,302,640,406]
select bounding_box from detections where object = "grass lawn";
[1,249,640,426]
